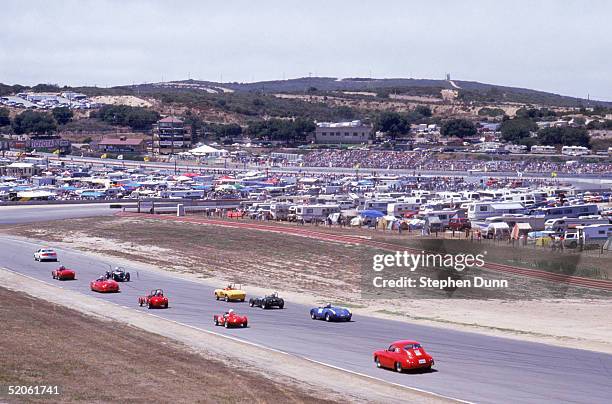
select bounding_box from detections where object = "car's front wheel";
[375,357,381,368]
[310,312,316,320]
[395,362,403,373]
[325,313,331,322]
[224,295,229,302]
[249,300,254,307]
[224,321,229,328]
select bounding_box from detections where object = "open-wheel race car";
[213,309,248,328]
[249,292,284,309]
[138,289,169,309]
[310,303,352,322]
[214,283,246,302]
[105,266,131,282]
[373,340,435,373]
[90,276,120,293]
[51,265,75,281]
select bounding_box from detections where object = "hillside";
[129,77,611,108]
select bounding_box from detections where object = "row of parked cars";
[36,248,435,373]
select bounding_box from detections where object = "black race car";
[249,292,284,309]
[105,267,131,282]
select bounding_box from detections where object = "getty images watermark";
[370,251,509,290]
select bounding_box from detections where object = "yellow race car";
[214,283,246,302]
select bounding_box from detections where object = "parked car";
[373,340,434,372]
[310,304,352,322]
[138,289,169,309]
[34,248,58,262]
[90,276,119,293]
[105,267,130,282]
[51,265,75,281]
[213,309,248,328]
[249,292,284,309]
[214,283,246,302]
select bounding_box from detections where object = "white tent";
[189,144,228,157]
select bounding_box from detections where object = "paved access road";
[1,236,610,404]
[0,204,115,225]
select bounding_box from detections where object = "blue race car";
[310,303,352,322]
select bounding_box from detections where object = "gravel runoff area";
[3,215,611,354]
[0,269,453,404]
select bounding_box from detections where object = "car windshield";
[404,344,422,350]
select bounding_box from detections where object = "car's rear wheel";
[249,300,254,307]
[375,357,381,368]
[310,312,316,320]
[224,295,229,302]
[262,302,268,309]
[148,303,153,309]
[395,362,403,373]
[139,301,143,307]
[214,318,219,326]
[216,294,219,300]
[242,322,247,328]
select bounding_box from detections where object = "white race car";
[34,248,58,262]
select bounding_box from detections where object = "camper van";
[544,216,609,232]
[467,202,526,220]
[295,204,340,223]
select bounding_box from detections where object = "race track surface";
[0,204,114,224]
[1,236,610,403]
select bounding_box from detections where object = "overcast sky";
[1,0,611,100]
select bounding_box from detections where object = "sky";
[1,0,611,100]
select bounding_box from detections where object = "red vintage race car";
[138,289,169,309]
[213,310,248,328]
[373,340,434,372]
[227,209,245,218]
[51,265,76,281]
[90,276,119,293]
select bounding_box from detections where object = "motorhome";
[270,202,292,220]
[502,193,536,207]
[467,202,526,220]
[531,145,556,154]
[363,199,395,213]
[565,224,612,248]
[418,209,460,228]
[531,204,598,220]
[295,204,340,223]
[387,202,419,217]
[561,146,590,156]
[544,216,609,232]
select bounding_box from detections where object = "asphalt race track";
[0,204,114,224]
[1,236,611,403]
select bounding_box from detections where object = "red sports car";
[373,340,434,372]
[213,310,248,328]
[90,276,119,293]
[51,265,75,281]
[138,289,168,309]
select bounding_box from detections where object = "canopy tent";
[189,144,228,157]
[359,210,385,218]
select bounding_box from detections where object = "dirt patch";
[0,286,334,404]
